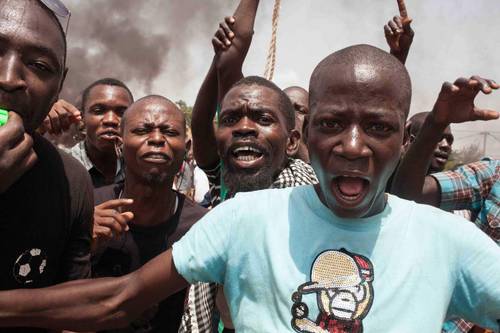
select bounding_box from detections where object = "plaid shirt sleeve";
[432,158,500,242]
[442,318,474,333]
[178,164,221,333]
[179,282,218,333]
[432,158,498,213]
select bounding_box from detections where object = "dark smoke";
[62,0,233,104]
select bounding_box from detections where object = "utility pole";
[479,132,489,156]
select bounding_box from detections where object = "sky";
[62,0,500,157]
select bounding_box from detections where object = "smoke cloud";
[61,0,233,103]
[61,0,499,157]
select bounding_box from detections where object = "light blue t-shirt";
[172,185,500,333]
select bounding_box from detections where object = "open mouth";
[228,144,267,169]
[232,146,264,161]
[433,151,449,164]
[142,152,170,164]
[99,130,120,141]
[332,176,370,204]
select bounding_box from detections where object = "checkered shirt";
[435,158,499,333]
[202,158,318,208]
[65,141,125,188]
[442,318,474,333]
[178,158,318,333]
[432,158,499,243]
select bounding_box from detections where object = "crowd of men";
[0,0,498,332]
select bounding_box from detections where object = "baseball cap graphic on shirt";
[291,248,374,333]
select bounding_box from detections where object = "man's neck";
[85,140,117,182]
[122,173,177,227]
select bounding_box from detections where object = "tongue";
[337,177,365,196]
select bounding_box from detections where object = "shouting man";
[0,45,498,333]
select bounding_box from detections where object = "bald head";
[120,95,187,184]
[284,86,308,98]
[122,95,186,131]
[310,44,412,119]
[284,86,309,115]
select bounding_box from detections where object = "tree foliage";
[176,100,193,127]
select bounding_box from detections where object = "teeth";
[236,155,258,161]
[233,146,262,154]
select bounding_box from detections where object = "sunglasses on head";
[39,0,71,34]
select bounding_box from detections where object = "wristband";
[0,109,8,126]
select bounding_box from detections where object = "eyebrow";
[135,121,181,128]
[0,33,63,71]
[25,44,62,70]
[221,105,277,115]
[315,106,400,119]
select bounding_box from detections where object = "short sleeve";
[447,222,500,330]
[172,198,236,285]
[432,159,497,213]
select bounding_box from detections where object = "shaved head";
[284,86,308,96]
[310,44,412,119]
[122,95,186,131]
[121,95,187,184]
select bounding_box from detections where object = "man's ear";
[286,129,301,157]
[185,138,192,153]
[402,121,412,153]
[302,114,310,146]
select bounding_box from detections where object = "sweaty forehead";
[310,46,412,120]
[0,0,65,63]
[86,85,133,107]
[222,84,280,110]
[311,63,408,119]
[125,99,185,127]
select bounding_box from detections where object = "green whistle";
[0,109,8,127]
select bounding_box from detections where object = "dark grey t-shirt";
[93,183,207,333]
[0,134,93,333]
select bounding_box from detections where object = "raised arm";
[391,76,499,205]
[191,60,220,168]
[0,249,188,332]
[191,0,259,168]
[217,0,259,100]
[384,0,414,64]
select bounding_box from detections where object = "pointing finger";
[97,198,134,210]
[397,0,408,18]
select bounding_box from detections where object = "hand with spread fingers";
[0,112,38,193]
[431,76,499,127]
[38,99,82,135]
[92,198,134,252]
[384,0,414,64]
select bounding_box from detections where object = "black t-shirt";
[0,134,93,333]
[93,183,207,333]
